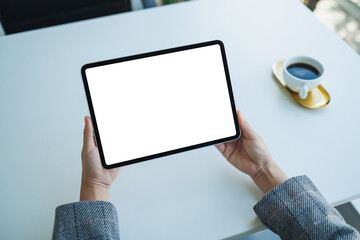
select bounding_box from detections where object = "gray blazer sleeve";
[254,175,360,239]
[52,201,120,240]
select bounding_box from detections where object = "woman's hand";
[216,110,288,193]
[80,116,120,201]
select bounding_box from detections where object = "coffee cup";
[283,56,324,99]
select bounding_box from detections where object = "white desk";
[1,0,360,239]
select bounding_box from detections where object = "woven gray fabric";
[52,201,120,240]
[254,175,360,240]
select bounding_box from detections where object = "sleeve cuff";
[253,175,347,239]
[53,201,120,240]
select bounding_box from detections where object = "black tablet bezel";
[81,40,240,169]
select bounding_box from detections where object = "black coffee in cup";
[286,63,320,80]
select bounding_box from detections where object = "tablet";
[81,40,240,168]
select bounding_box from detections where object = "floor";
[237,229,280,240]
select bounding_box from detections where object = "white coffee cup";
[283,56,324,99]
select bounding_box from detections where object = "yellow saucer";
[272,60,330,109]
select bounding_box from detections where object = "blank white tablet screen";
[85,43,237,166]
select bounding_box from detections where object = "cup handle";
[299,84,308,99]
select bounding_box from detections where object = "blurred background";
[303,0,360,53]
[0,0,359,53]
[157,0,360,54]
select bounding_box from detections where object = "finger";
[237,110,257,140]
[83,116,96,152]
[215,143,225,154]
[216,139,239,159]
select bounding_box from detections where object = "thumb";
[83,116,96,152]
[237,110,257,140]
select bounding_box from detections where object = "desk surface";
[1,0,360,239]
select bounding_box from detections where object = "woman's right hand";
[80,116,120,201]
[216,110,288,193]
